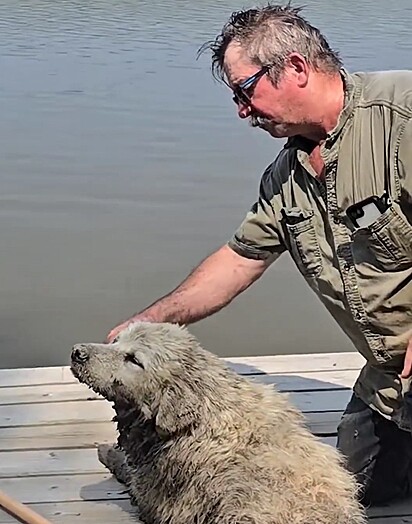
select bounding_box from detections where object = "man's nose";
[237,103,252,119]
[71,344,90,363]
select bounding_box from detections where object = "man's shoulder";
[352,70,412,112]
[257,139,308,202]
[260,142,298,191]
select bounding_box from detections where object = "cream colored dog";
[71,322,366,524]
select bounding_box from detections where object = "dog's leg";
[98,443,132,485]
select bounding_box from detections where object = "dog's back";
[114,361,365,524]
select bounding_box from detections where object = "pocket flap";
[281,207,314,225]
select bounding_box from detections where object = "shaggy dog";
[71,322,366,524]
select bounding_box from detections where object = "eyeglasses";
[228,65,270,106]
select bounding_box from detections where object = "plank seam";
[0,471,105,480]
[0,420,115,430]
[0,398,103,408]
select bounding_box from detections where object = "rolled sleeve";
[228,165,286,261]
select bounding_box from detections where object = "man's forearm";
[106,244,273,341]
[136,245,269,325]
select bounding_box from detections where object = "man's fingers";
[106,333,115,343]
[106,326,124,344]
[105,319,138,343]
[106,315,154,344]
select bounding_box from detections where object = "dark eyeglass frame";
[226,65,270,106]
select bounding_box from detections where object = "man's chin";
[251,118,297,138]
[257,122,293,138]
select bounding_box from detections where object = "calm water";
[0,0,411,368]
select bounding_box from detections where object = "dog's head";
[71,322,228,436]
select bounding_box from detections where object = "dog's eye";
[124,354,144,369]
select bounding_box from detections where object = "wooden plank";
[0,370,357,407]
[0,434,338,480]
[0,389,351,428]
[0,383,102,406]
[1,439,337,505]
[0,449,105,478]
[0,422,117,452]
[0,367,74,388]
[305,411,342,435]
[369,517,412,523]
[0,400,114,427]
[0,417,337,453]
[225,352,365,374]
[320,436,336,447]
[0,474,128,504]
[0,500,141,524]
[368,497,412,519]
[0,498,407,524]
[252,369,358,391]
[290,389,351,412]
[0,352,364,388]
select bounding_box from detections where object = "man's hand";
[106,321,131,343]
[401,336,412,379]
[106,314,152,343]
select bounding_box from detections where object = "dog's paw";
[97,443,130,485]
[97,443,115,468]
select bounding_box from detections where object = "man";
[107,5,412,506]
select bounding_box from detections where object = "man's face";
[223,43,309,139]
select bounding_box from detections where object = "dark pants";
[337,393,412,506]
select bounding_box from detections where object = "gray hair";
[199,3,342,85]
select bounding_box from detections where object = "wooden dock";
[1,352,411,523]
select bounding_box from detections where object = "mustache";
[249,115,277,130]
[249,115,267,127]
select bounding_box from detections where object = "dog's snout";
[71,344,90,363]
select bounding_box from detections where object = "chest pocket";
[282,208,323,278]
[352,205,412,270]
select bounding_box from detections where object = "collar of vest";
[284,68,362,153]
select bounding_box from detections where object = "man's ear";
[286,52,309,88]
[155,386,202,438]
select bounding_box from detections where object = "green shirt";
[228,69,412,429]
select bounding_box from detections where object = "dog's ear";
[155,386,201,438]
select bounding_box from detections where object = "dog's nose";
[71,345,90,363]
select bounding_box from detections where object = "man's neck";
[301,72,345,142]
